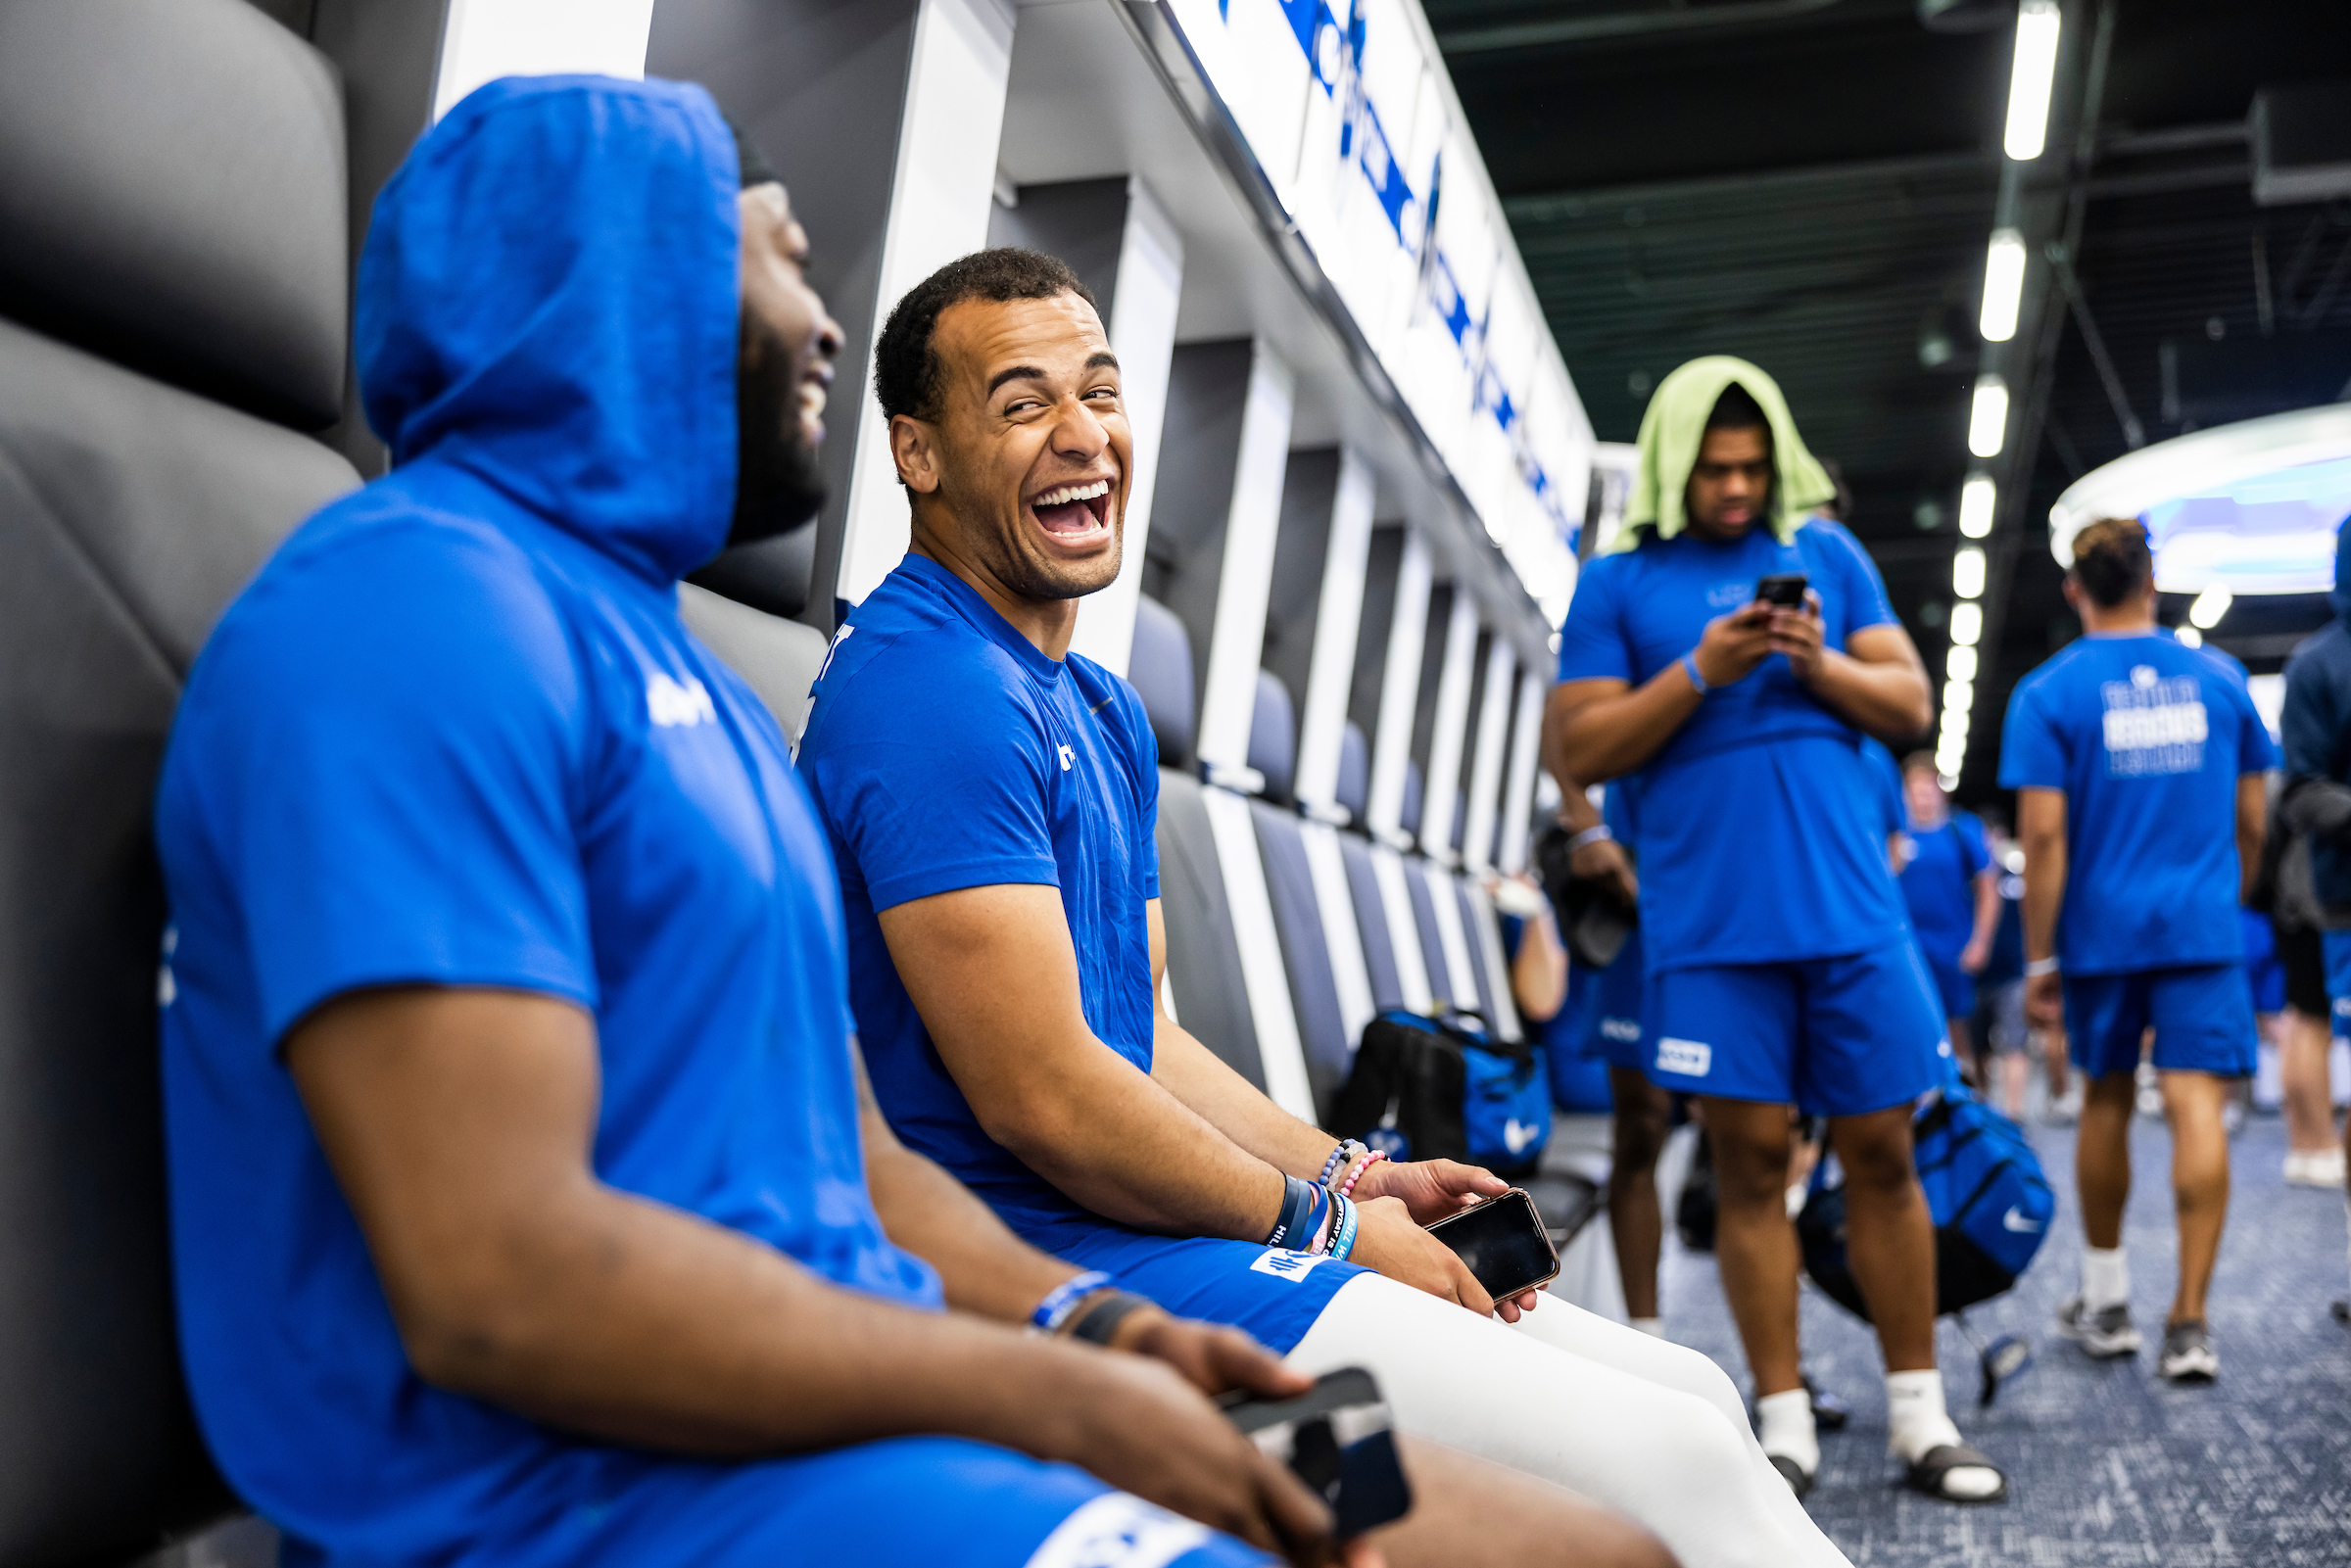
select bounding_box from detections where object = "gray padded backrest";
[1245,670,1295,805]
[1338,834,1405,1014]
[1454,877,1506,1042]
[0,0,347,430]
[1155,772,1263,1089]
[679,583,832,744]
[1402,863,1455,1014]
[1400,760,1424,839]
[0,4,360,1561]
[1128,595,1196,770]
[1251,802,1348,1117]
[1333,721,1368,827]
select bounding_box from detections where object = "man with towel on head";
[1548,357,2006,1506]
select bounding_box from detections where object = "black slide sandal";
[1766,1454,1814,1501]
[1906,1444,2007,1504]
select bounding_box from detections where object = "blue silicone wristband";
[1680,651,1709,695]
[1328,1194,1360,1262]
[1032,1270,1115,1334]
[1267,1173,1318,1249]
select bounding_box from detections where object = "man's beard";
[969,499,1123,603]
[728,320,828,546]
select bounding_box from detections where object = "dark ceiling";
[1432,0,2351,805]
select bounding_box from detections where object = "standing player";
[1549,356,2000,1504]
[1897,753,1999,1076]
[2000,518,2272,1382]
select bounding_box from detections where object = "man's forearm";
[2282,775,2351,842]
[1550,670,1703,783]
[1151,1022,1340,1180]
[2020,838,2065,963]
[1802,648,1931,746]
[863,1113,1079,1324]
[1970,872,2000,950]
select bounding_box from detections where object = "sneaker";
[2056,1296,2142,1357]
[2284,1149,2348,1188]
[2045,1084,2083,1125]
[2135,1063,2163,1120]
[2158,1319,2219,1383]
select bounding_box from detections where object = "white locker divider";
[1201,792,1317,1123]
[1418,860,1481,1014]
[1461,638,1518,872]
[1368,844,1435,1016]
[1463,881,1525,1044]
[431,0,657,120]
[1068,178,1186,676]
[1193,340,1297,782]
[1416,594,1481,866]
[1293,449,1377,818]
[1301,819,1378,1049]
[1497,669,1548,876]
[1365,533,1431,846]
[834,0,1018,608]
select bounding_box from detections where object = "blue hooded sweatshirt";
[2281,518,2351,917]
[153,77,942,1565]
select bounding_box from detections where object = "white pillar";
[432,0,657,119]
[1192,339,1296,781]
[834,0,1018,607]
[1069,179,1185,676]
[1461,638,1517,873]
[1365,532,1431,846]
[1416,594,1480,866]
[1496,670,1547,876]
[1293,448,1376,816]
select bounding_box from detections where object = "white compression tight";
[1284,1275,1850,1568]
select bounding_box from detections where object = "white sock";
[1630,1316,1665,1339]
[1886,1370,1999,1498]
[1754,1388,1818,1476]
[2082,1245,2129,1310]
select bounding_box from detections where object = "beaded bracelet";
[1319,1138,1367,1187]
[1336,1150,1386,1200]
[1327,1193,1361,1262]
[1031,1270,1115,1335]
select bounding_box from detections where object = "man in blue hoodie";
[152,76,1360,1568]
[2279,515,2351,1327]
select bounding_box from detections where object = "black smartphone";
[1426,1188,1560,1301]
[1754,572,1809,608]
[1220,1366,1413,1538]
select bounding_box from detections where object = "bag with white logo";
[1797,1075,2053,1318]
[1329,1009,1551,1177]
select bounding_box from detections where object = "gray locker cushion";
[1333,721,1368,826]
[1454,876,1509,1043]
[1400,759,1424,839]
[1402,860,1456,1014]
[1154,771,1263,1089]
[679,582,831,743]
[1128,595,1196,770]
[1245,670,1295,804]
[685,523,817,620]
[0,0,348,429]
[1338,833,1405,1014]
[1,323,360,1564]
[1250,803,1349,1119]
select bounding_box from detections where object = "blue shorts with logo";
[486,1437,1271,1568]
[2322,929,2351,1033]
[1921,947,1976,1021]
[1576,924,1650,1072]
[2062,964,2256,1079]
[1010,1216,1370,1355]
[1645,940,1948,1117]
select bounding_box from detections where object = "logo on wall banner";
[2099,665,2206,778]
[1250,1248,1330,1282]
[1655,1037,1712,1077]
[646,672,716,729]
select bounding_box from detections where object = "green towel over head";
[1611,356,1835,552]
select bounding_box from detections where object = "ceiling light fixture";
[1949,601,1984,645]
[1958,474,1997,538]
[2187,582,2233,629]
[2175,625,2203,648]
[1968,375,2009,457]
[1947,644,1979,683]
[1980,228,2027,341]
[1953,546,1987,598]
[2003,0,2062,162]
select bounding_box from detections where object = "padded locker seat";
[678,583,831,743]
[1128,597,1264,1089]
[0,1,360,1559]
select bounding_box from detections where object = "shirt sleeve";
[799,635,1062,913]
[1555,557,1632,685]
[1120,677,1163,901]
[1956,814,1991,877]
[179,526,596,1046]
[2232,680,2279,774]
[1997,677,2067,791]
[1823,523,1899,639]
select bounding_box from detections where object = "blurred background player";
[1896,754,1999,1081]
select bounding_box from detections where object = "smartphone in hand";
[1426,1189,1560,1301]
[1754,572,1808,608]
[1221,1367,1413,1538]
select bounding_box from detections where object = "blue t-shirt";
[1555,520,1909,968]
[1901,811,1991,961]
[153,79,938,1567]
[1997,631,2278,975]
[797,554,1163,1232]
[1863,737,1906,843]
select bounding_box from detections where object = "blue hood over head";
[357,75,741,583]
[2332,514,2351,627]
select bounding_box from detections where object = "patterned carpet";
[1658,1111,2351,1567]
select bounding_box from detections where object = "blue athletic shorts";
[2320,928,2351,1035]
[1008,1218,1370,1355]
[481,1437,1271,1568]
[1922,948,1976,1022]
[1646,941,1949,1117]
[2062,965,2257,1079]
[1579,925,1650,1071]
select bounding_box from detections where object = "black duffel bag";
[1329,1009,1550,1177]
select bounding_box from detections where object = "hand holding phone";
[1754,572,1809,608]
[1222,1367,1414,1540]
[1425,1189,1559,1302]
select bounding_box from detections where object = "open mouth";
[1027,477,1114,544]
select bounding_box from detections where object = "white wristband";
[1567,825,1614,853]
[2025,958,2059,977]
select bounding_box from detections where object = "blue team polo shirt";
[1901,811,1991,961]
[797,553,1163,1230]
[1997,631,2278,975]
[1555,520,1909,970]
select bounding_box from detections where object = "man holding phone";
[1548,358,2003,1505]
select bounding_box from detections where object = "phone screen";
[1427,1190,1559,1300]
[1754,572,1808,608]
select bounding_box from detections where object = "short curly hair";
[2071,515,2152,607]
[873,248,1097,424]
